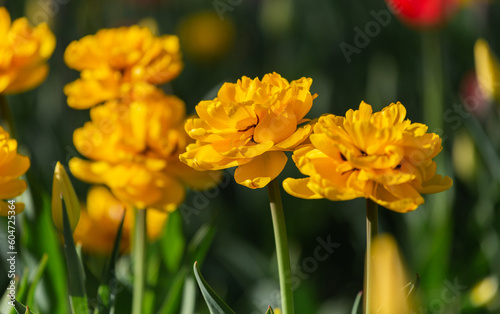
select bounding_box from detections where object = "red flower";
[387,0,459,29]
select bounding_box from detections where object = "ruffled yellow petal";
[234,151,288,189]
[0,200,24,216]
[180,142,250,170]
[0,179,27,199]
[282,177,322,199]
[253,111,297,144]
[2,64,49,94]
[0,154,30,184]
[69,158,109,184]
[417,174,453,194]
[272,123,313,150]
[371,183,424,213]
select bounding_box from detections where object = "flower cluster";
[180,72,316,188]
[0,7,55,94]
[0,126,30,215]
[64,25,183,109]
[283,101,453,212]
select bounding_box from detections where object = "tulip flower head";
[0,7,55,94]
[0,126,30,215]
[387,0,459,29]
[69,85,221,211]
[180,72,316,189]
[284,101,453,213]
[64,25,183,109]
[474,39,500,103]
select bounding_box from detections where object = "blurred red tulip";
[386,0,459,29]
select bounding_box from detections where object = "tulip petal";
[69,158,109,184]
[273,123,313,150]
[418,174,453,194]
[179,143,249,170]
[0,200,24,216]
[234,151,288,189]
[283,177,322,199]
[0,179,27,199]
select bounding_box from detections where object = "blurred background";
[1,0,500,313]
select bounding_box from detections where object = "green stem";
[422,32,443,133]
[420,31,452,295]
[132,209,147,314]
[363,199,378,314]
[0,95,17,138]
[267,179,294,314]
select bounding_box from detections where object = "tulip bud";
[385,0,459,29]
[52,161,80,231]
[474,39,500,103]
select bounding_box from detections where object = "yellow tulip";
[69,85,221,211]
[73,186,167,254]
[0,126,30,215]
[368,234,412,314]
[180,72,316,189]
[0,7,55,94]
[474,39,500,102]
[177,11,235,61]
[64,25,183,109]
[283,101,452,212]
[52,161,80,231]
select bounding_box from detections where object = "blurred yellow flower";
[0,7,55,94]
[283,101,452,212]
[73,186,167,254]
[180,72,316,189]
[0,126,30,215]
[64,25,183,109]
[368,234,411,314]
[69,85,220,211]
[177,11,235,62]
[470,275,498,307]
[474,38,500,102]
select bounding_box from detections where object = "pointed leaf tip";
[193,262,236,314]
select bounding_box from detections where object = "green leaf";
[10,268,29,314]
[22,190,68,313]
[26,254,49,307]
[97,210,126,314]
[265,306,275,314]
[161,210,185,272]
[61,200,89,314]
[193,262,236,314]
[350,291,362,314]
[13,300,33,314]
[158,267,188,314]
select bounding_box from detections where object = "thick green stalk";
[132,209,147,314]
[420,31,452,297]
[267,179,294,314]
[363,199,378,314]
